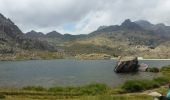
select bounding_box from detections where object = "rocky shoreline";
[1,52,170,61]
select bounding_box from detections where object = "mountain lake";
[0,59,170,88]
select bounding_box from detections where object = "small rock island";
[114,56,159,73]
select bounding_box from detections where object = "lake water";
[0,59,170,88]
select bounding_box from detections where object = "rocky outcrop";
[0,14,23,39]
[114,56,139,73]
[114,56,161,73]
[0,13,57,53]
[121,19,143,30]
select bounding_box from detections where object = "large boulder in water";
[114,56,139,73]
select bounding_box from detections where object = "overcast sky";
[0,0,170,34]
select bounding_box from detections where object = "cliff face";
[0,13,23,39]
[0,13,56,54]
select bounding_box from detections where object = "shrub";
[148,67,160,73]
[122,80,144,92]
[122,79,159,92]
[0,94,5,99]
[22,86,46,91]
[48,87,65,92]
[153,77,170,85]
[80,83,108,95]
[160,65,170,76]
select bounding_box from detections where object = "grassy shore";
[0,86,153,100]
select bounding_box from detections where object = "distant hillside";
[25,30,87,46]
[66,19,170,58]
[23,19,170,58]
[91,19,144,35]
[1,13,170,58]
[87,19,164,47]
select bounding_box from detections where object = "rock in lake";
[114,56,139,73]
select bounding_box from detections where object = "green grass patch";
[161,65,170,76]
[121,79,159,92]
[153,76,170,85]
[48,83,109,95]
[22,83,109,96]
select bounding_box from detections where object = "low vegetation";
[121,76,170,93]
[22,83,108,96]
[147,67,160,73]
[0,94,5,99]
[122,79,159,92]
[22,86,47,91]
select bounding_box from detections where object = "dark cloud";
[0,0,170,34]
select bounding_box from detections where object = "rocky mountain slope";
[65,19,169,58]
[24,19,170,58]
[135,20,170,38]
[0,13,56,54]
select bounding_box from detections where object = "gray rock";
[114,56,139,73]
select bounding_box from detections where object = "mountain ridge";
[0,13,170,58]
[25,19,170,39]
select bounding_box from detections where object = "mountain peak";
[26,30,44,34]
[121,19,142,30]
[156,23,165,27]
[25,30,44,38]
[0,13,13,25]
[123,19,131,23]
[47,31,61,35]
[30,30,37,33]
[97,26,108,31]
[46,31,62,38]
[121,19,133,25]
[134,20,153,27]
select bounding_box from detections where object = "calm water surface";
[0,59,169,87]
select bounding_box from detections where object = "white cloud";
[0,0,170,34]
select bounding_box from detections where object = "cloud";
[0,0,170,34]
